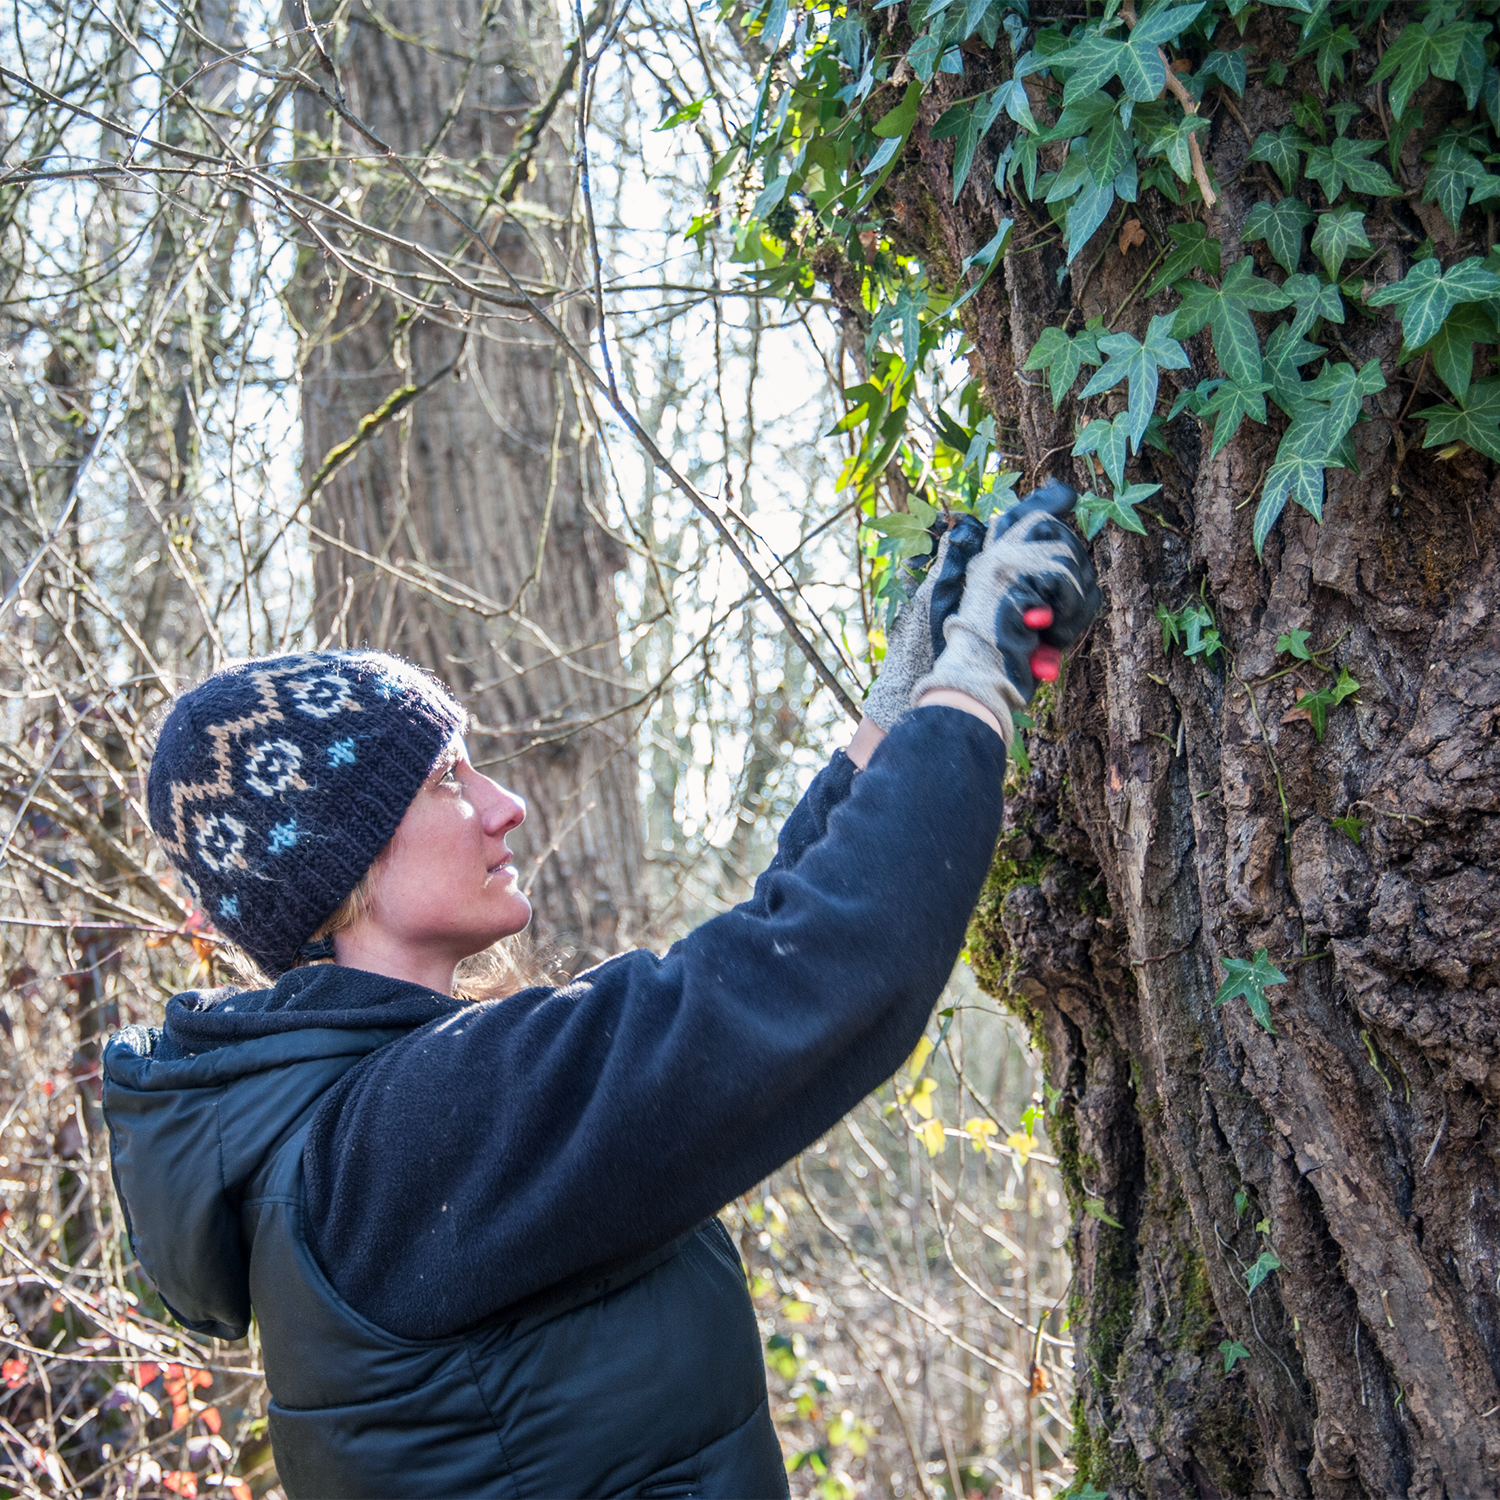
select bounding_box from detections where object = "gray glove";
[863,514,987,731]
[913,480,1100,747]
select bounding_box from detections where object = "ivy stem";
[1120,0,1218,207]
[1234,669,1293,850]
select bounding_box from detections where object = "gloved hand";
[913,479,1099,747]
[862,513,987,731]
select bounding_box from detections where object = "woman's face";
[361,739,532,967]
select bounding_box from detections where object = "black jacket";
[103,708,1007,1497]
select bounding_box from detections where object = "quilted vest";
[104,1025,788,1499]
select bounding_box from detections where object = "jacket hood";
[103,1022,404,1340]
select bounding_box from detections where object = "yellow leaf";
[782,1299,814,1323]
[911,1077,937,1119]
[905,1035,934,1080]
[964,1117,998,1153]
[1007,1130,1034,1165]
[920,1118,947,1156]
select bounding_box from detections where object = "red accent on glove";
[1029,645,1062,683]
[1022,606,1054,629]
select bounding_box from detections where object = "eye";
[439,763,461,787]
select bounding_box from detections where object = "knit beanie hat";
[146,651,465,977]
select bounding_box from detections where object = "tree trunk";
[290,0,642,963]
[877,10,1500,1495]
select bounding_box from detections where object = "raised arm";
[305,706,1006,1338]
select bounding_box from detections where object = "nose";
[477,775,526,836]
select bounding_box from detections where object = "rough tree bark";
[291,0,643,963]
[862,5,1500,1495]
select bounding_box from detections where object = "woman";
[103,484,1097,1499]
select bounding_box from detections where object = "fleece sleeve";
[303,707,1006,1339]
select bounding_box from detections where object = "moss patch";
[965,828,1051,1028]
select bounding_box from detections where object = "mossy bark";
[848,3,1500,1493]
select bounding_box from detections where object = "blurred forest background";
[0,0,1075,1496]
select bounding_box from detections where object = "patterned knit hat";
[147,651,465,977]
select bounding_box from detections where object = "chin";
[497,896,533,938]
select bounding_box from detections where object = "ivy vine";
[676,0,1500,612]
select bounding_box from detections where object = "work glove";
[862,513,987,731]
[913,479,1099,748]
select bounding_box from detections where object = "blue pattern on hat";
[267,819,299,854]
[147,651,464,977]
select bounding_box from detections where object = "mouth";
[486,854,513,877]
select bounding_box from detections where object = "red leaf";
[2,1357,28,1389]
[162,1473,198,1498]
[199,1405,221,1434]
[137,1361,160,1386]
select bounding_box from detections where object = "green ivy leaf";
[871,80,921,138]
[1086,100,1135,188]
[1370,18,1490,120]
[1083,1197,1125,1229]
[1196,48,1246,96]
[1179,598,1221,660]
[1295,16,1359,91]
[1173,257,1293,389]
[1245,1249,1282,1294]
[1147,221,1221,296]
[1368,256,1500,356]
[1056,5,1204,104]
[1415,301,1497,401]
[1247,124,1307,193]
[1276,628,1313,660]
[1292,666,1361,741]
[1220,1338,1251,1373]
[655,96,709,131]
[1330,815,1368,842]
[1079,314,1191,445]
[1214,947,1288,1034]
[1131,2,1206,47]
[1244,197,1314,274]
[1262,324,1326,414]
[1147,114,1213,184]
[1421,136,1500,232]
[1254,414,1329,555]
[1056,27,1131,102]
[991,76,1039,134]
[1025,325,1103,409]
[1199,377,1270,457]
[933,92,1009,199]
[1065,177,1117,262]
[1301,358,1385,444]
[907,28,945,84]
[1075,481,1158,538]
[947,219,1014,315]
[1414,376,1500,462]
[1310,208,1370,282]
[1282,272,1345,339]
[1303,135,1402,200]
[1073,411,1132,488]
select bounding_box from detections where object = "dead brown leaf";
[1119,218,1146,256]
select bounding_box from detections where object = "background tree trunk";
[872,7,1500,1494]
[292,0,643,964]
